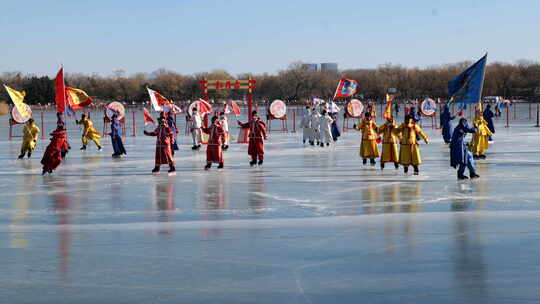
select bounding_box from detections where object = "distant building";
[320,63,338,71]
[301,63,318,71]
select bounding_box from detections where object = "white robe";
[301,113,313,142]
[310,113,321,142]
[319,114,334,144]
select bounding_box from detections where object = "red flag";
[333,78,358,99]
[147,87,171,111]
[230,101,241,115]
[197,99,212,114]
[54,68,66,113]
[383,94,394,119]
[143,108,155,125]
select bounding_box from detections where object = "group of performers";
[301,105,341,146]
[17,101,498,179]
[353,113,429,175]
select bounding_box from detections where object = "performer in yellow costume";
[469,104,493,159]
[76,114,102,150]
[354,112,379,165]
[18,118,40,159]
[393,115,429,175]
[377,117,400,170]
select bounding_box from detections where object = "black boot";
[168,166,176,173]
[204,163,211,170]
[223,145,229,150]
[18,154,24,159]
[370,159,376,166]
[404,166,409,174]
[458,173,469,180]
[473,155,480,160]
[413,165,419,175]
[191,145,198,150]
[326,143,330,146]
[320,142,324,147]
[218,163,224,169]
[152,166,160,174]
[97,145,102,151]
[380,163,385,170]
[363,158,367,165]
[27,152,32,158]
[310,141,314,146]
[394,162,399,169]
[480,154,487,159]
[258,159,263,165]
[470,173,480,179]
[249,160,256,167]
[80,145,86,150]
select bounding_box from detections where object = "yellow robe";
[80,118,102,146]
[20,123,40,154]
[354,119,379,159]
[469,117,492,156]
[393,122,428,166]
[377,121,400,163]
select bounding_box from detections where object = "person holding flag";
[377,117,400,170]
[310,108,322,146]
[109,113,127,158]
[202,116,226,169]
[451,118,480,179]
[327,101,341,141]
[393,115,429,175]
[41,126,70,175]
[76,113,102,151]
[469,105,493,159]
[18,118,40,159]
[144,117,176,174]
[354,112,379,165]
[238,111,268,166]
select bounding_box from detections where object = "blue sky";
[1,0,537,76]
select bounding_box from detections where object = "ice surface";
[1,107,540,303]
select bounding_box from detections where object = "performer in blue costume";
[440,104,455,144]
[483,104,495,141]
[109,114,127,158]
[450,118,479,180]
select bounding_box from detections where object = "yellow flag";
[3,85,30,117]
[66,86,93,109]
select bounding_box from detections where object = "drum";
[420,98,437,116]
[106,102,126,120]
[269,100,287,119]
[346,99,363,118]
[11,104,32,124]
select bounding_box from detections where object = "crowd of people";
[15,101,498,179]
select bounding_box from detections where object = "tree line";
[1,60,540,106]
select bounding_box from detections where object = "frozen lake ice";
[2,107,540,303]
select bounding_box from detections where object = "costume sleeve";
[144,129,158,136]
[201,127,210,134]
[416,125,429,142]
[238,121,249,128]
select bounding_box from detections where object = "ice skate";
[249,160,256,167]
[152,166,160,175]
[204,163,211,170]
[258,159,263,166]
[80,145,86,150]
[217,163,224,169]
[168,166,176,176]
[470,173,480,179]
[458,174,469,180]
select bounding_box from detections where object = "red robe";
[202,124,225,163]
[239,119,267,156]
[145,126,175,166]
[41,130,69,172]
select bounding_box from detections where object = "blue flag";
[448,54,487,104]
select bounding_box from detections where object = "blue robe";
[109,119,126,155]
[483,108,495,134]
[440,108,455,144]
[450,122,476,168]
[329,113,341,141]
[166,115,179,151]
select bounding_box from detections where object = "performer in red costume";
[41,126,70,175]
[238,111,268,166]
[144,118,176,174]
[202,116,225,170]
